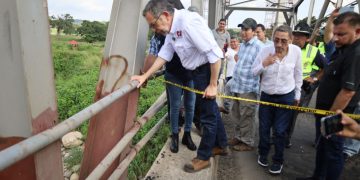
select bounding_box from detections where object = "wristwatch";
[313,77,318,81]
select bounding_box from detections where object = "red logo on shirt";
[176,31,182,37]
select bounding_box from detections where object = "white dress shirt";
[158,9,223,70]
[252,44,303,100]
[225,47,237,78]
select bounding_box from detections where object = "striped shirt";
[148,35,162,56]
[228,37,264,94]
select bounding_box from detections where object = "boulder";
[62,131,83,148]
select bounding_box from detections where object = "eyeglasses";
[274,38,289,44]
[149,12,162,29]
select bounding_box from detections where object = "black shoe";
[182,131,197,151]
[257,155,268,167]
[344,153,349,161]
[285,139,292,148]
[296,177,317,180]
[170,133,179,153]
[269,162,283,175]
[219,107,229,114]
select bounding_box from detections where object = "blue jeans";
[258,91,294,164]
[313,129,344,180]
[343,138,360,157]
[193,63,228,160]
[287,81,319,140]
[343,104,360,157]
[164,72,195,134]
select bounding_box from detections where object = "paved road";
[217,92,360,180]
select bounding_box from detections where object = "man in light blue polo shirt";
[227,18,264,151]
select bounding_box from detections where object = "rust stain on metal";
[0,137,36,180]
[31,108,58,134]
[30,108,63,179]
[94,79,105,101]
[80,55,138,179]
[108,55,128,92]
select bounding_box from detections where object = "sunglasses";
[274,38,289,44]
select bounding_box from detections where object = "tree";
[298,16,317,29]
[227,28,240,39]
[77,21,108,43]
[50,14,75,35]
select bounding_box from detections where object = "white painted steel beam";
[0,0,62,179]
[191,0,204,17]
[208,0,223,29]
[0,81,139,171]
[307,0,316,25]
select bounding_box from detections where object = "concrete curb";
[144,128,217,180]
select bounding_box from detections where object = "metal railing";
[0,73,167,179]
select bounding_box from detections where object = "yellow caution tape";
[160,79,360,120]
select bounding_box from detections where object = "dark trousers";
[313,115,344,180]
[287,81,319,141]
[258,91,295,163]
[193,63,228,160]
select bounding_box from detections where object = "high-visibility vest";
[318,42,325,55]
[302,44,319,78]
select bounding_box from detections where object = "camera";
[321,114,343,136]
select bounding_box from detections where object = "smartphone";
[339,6,354,14]
[321,114,343,136]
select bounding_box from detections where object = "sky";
[48,0,358,28]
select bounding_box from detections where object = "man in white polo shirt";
[131,0,228,173]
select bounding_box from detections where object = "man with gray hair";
[132,0,228,173]
[252,25,302,175]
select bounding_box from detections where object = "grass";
[52,34,169,179]
[64,147,83,170]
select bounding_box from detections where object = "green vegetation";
[50,14,75,35]
[52,35,103,137]
[53,34,169,179]
[129,78,170,180]
[64,147,83,170]
[77,21,108,43]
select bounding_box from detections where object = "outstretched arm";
[131,57,167,88]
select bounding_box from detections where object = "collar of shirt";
[244,37,256,46]
[170,9,180,34]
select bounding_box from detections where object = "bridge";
[1,0,360,179]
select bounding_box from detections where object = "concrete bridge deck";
[145,93,360,180]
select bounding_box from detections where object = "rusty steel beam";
[108,114,168,180]
[79,0,149,178]
[0,81,139,171]
[86,93,166,179]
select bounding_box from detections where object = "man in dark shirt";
[286,22,326,147]
[300,12,360,180]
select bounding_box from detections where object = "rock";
[64,170,72,178]
[64,153,70,158]
[71,164,81,173]
[62,131,83,148]
[70,173,79,180]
